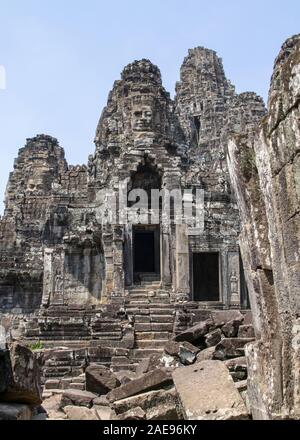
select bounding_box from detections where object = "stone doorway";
[133,226,160,283]
[193,252,220,302]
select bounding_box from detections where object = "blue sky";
[0,0,299,213]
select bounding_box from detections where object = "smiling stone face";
[132,105,154,132]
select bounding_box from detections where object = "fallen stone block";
[93,395,110,406]
[212,311,244,329]
[107,369,173,403]
[172,360,249,420]
[114,370,136,385]
[86,365,120,396]
[164,341,199,365]
[225,356,247,373]
[146,404,179,420]
[114,407,146,420]
[205,329,223,347]
[238,325,255,339]
[214,339,254,361]
[47,410,67,420]
[222,319,242,338]
[64,405,99,420]
[42,394,63,414]
[60,389,97,409]
[196,347,216,362]
[113,388,178,415]
[0,403,32,420]
[0,343,42,405]
[174,320,212,343]
[94,405,116,420]
[135,358,151,376]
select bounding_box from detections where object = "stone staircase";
[124,282,175,368]
[22,283,175,380]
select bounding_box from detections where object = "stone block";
[205,329,223,347]
[107,369,173,403]
[113,388,178,415]
[44,379,61,390]
[174,320,212,343]
[94,405,115,420]
[172,360,249,420]
[222,319,242,338]
[114,407,146,420]
[214,338,254,361]
[146,404,179,420]
[64,405,99,420]
[86,365,120,395]
[212,311,244,328]
[0,343,42,405]
[238,325,255,339]
[164,341,199,365]
[196,347,216,362]
[60,389,97,409]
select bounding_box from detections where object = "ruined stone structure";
[227,34,300,419]
[0,47,266,379]
[1,32,299,422]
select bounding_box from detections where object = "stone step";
[111,356,130,365]
[127,294,156,300]
[135,331,170,340]
[134,316,151,323]
[150,299,171,304]
[127,309,175,319]
[131,349,164,359]
[150,315,174,323]
[127,289,152,295]
[149,307,174,315]
[135,339,168,349]
[134,322,174,332]
[127,300,151,306]
[27,335,91,341]
[126,303,173,309]
[151,323,174,332]
[90,332,123,339]
[45,360,82,367]
[111,364,139,372]
[133,315,174,324]
[126,298,171,306]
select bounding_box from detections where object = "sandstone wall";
[227,34,300,419]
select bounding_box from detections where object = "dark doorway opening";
[133,226,160,282]
[193,253,220,302]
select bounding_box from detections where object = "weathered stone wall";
[227,34,300,419]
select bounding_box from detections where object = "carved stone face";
[132,106,154,132]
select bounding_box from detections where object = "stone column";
[124,224,133,287]
[227,251,241,308]
[102,227,114,303]
[112,225,125,299]
[42,248,53,308]
[220,251,228,308]
[161,223,172,287]
[175,224,190,302]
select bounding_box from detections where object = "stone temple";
[1,35,300,420]
[0,47,266,394]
